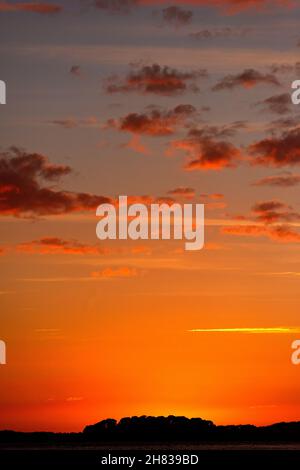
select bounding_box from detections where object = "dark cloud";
[249,128,300,167]
[103,63,207,96]
[70,65,81,77]
[167,187,195,199]
[188,121,247,139]
[0,148,110,217]
[256,93,291,115]
[185,139,240,171]
[190,27,249,40]
[106,104,196,136]
[159,6,193,28]
[91,0,138,13]
[212,69,280,91]
[269,62,300,74]
[268,117,300,131]
[251,200,297,223]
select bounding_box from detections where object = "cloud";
[188,327,300,334]
[189,0,295,14]
[158,6,193,28]
[188,122,247,139]
[90,0,138,13]
[17,237,107,255]
[124,135,150,154]
[268,117,300,131]
[70,65,81,77]
[252,173,300,187]
[0,1,62,14]
[210,193,224,199]
[91,266,139,279]
[199,192,226,209]
[256,93,291,114]
[251,200,300,223]
[90,0,295,15]
[106,104,196,137]
[231,199,300,224]
[224,196,300,242]
[269,62,300,74]
[169,126,242,170]
[249,128,300,167]
[190,27,249,40]
[0,147,111,217]
[222,224,300,243]
[167,187,195,199]
[212,69,280,91]
[177,138,241,171]
[103,63,207,96]
[48,117,100,129]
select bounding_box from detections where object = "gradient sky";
[0,0,300,432]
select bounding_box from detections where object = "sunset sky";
[1,0,300,432]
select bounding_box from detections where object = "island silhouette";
[1,416,300,467]
[1,415,300,443]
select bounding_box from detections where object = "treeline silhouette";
[1,416,300,444]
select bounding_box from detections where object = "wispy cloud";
[0,1,62,14]
[188,327,300,334]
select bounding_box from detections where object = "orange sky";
[0,0,300,432]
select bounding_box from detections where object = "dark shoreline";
[2,416,300,466]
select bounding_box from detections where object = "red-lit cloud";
[222,224,300,243]
[224,195,300,243]
[107,105,196,136]
[167,187,195,199]
[91,266,139,279]
[169,126,242,170]
[231,199,300,224]
[17,238,107,255]
[249,128,300,167]
[0,1,62,14]
[253,173,300,187]
[104,63,207,96]
[212,69,280,91]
